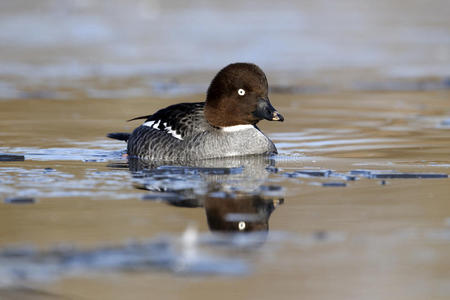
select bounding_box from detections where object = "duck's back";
[127,102,277,161]
[127,102,208,160]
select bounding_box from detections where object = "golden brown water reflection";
[0,91,449,300]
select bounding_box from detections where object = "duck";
[108,63,284,162]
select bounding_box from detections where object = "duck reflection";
[116,155,284,234]
[205,191,283,232]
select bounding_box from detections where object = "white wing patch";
[143,120,155,127]
[143,120,183,140]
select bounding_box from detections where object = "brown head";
[204,63,284,127]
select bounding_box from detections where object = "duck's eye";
[238,88,246,96]
[238,221,246,231]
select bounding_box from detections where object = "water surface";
[1,0,449,99]
[1,91,449,300]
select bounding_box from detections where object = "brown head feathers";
[204,63,283,128]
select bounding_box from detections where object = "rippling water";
[0,90,449,299]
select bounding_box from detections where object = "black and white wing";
[127,102,208,159]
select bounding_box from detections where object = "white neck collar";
[221,124,254,132]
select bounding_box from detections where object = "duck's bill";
[254,98,284,122]
[271,111,284,121]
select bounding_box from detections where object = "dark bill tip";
[254,98,285,122]
[272,111,284,122]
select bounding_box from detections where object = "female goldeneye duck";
[108,62,284,161]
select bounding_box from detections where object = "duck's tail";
[107,132,131,142]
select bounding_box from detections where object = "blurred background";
[1,2,450,299]
[1,0,449,99]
